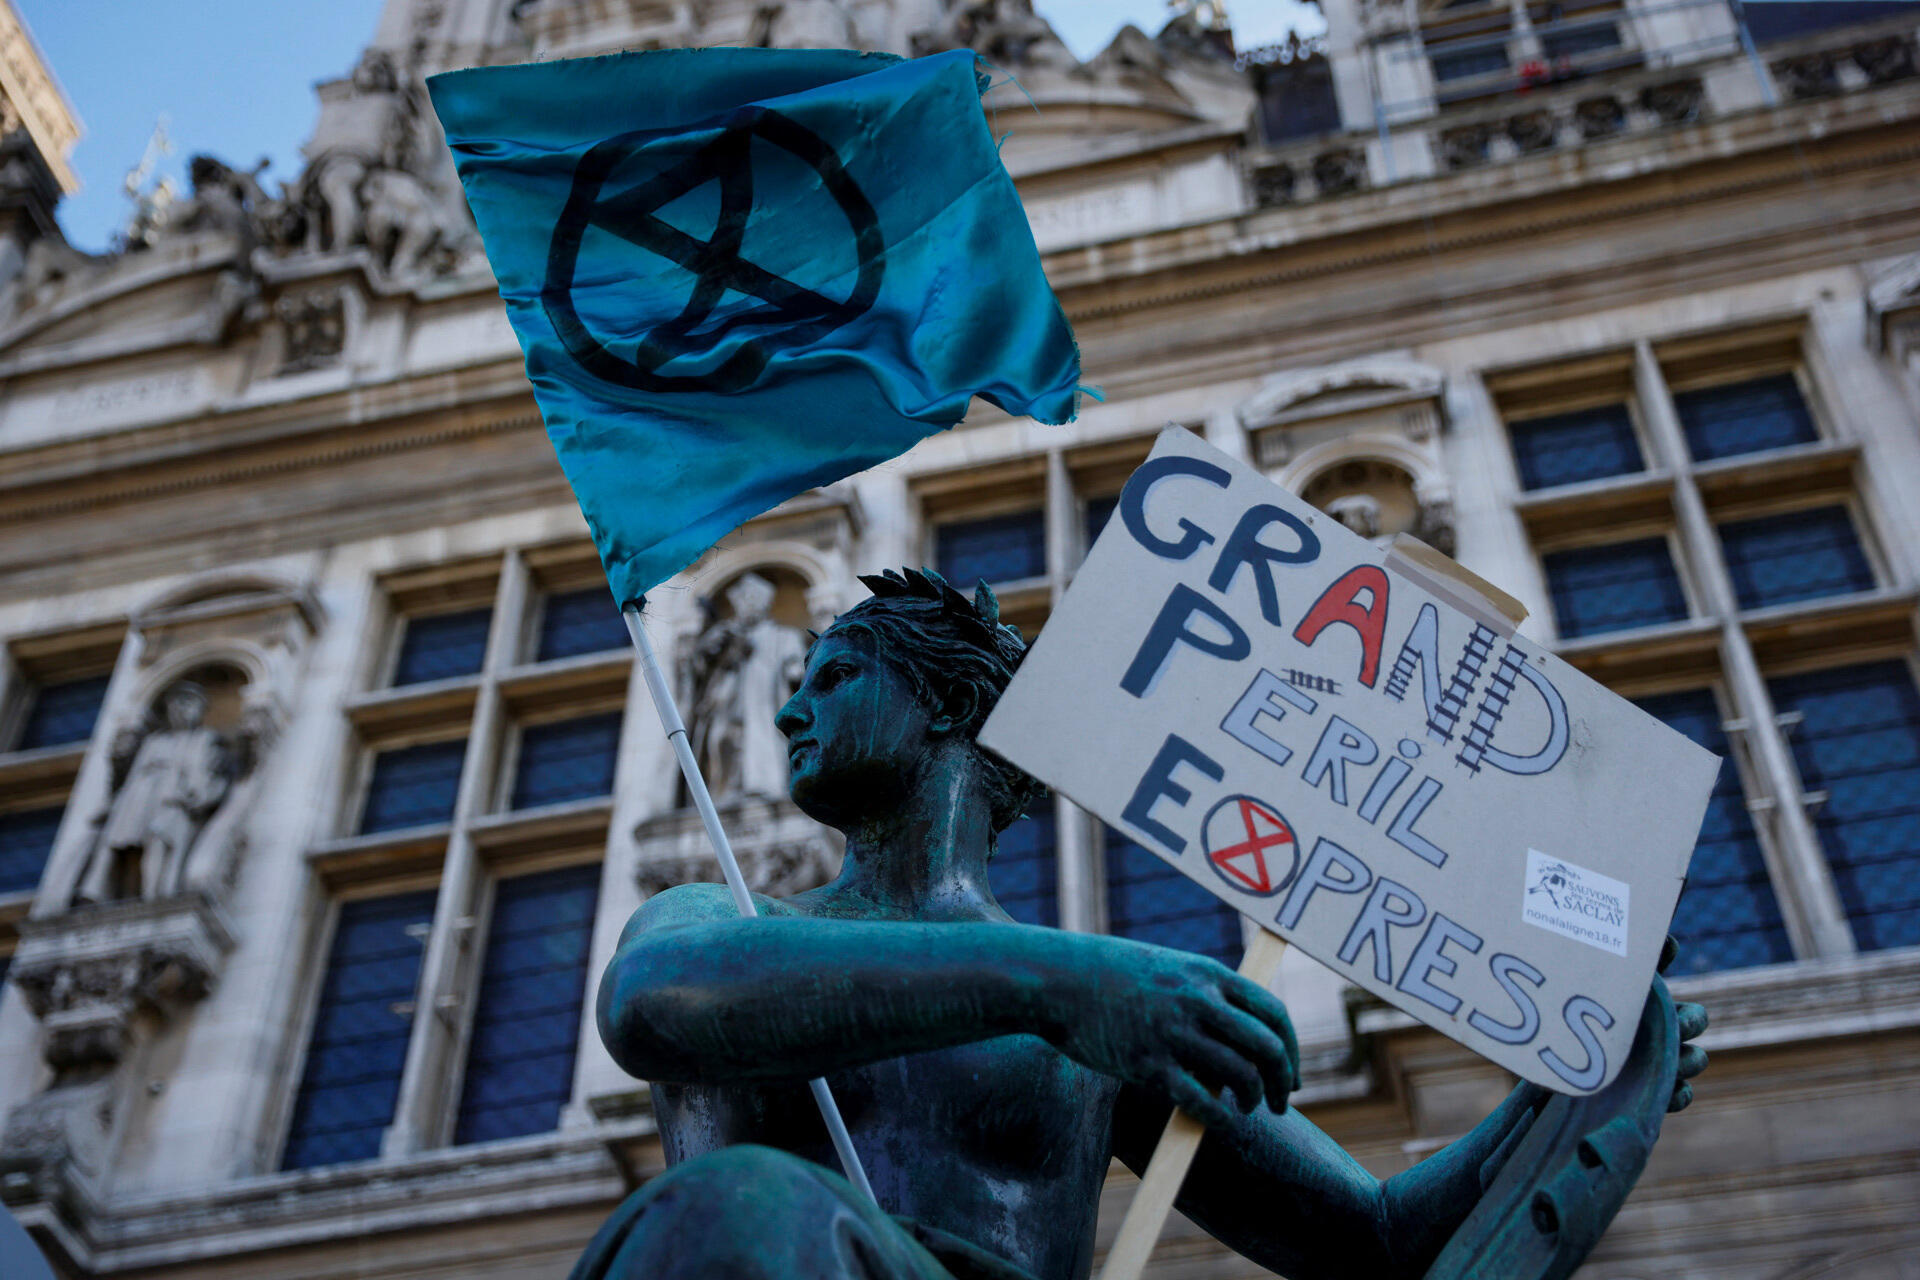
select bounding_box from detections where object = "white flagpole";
[623,604,878,1206]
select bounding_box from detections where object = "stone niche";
[1869,251,1920,390]
[636,547,858,901]
[1240,355,1458,556]
[1,575,318,1214]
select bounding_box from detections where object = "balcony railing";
[1431,66,1705,170]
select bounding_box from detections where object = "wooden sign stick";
[1097,928,1290,1280]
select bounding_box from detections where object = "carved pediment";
[0,238,249,371]
[1239,356,1448,430]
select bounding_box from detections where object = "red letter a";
[1293,566,1389,687]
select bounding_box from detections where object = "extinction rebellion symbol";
[1200,796,1300,898]
[543,106,885,394]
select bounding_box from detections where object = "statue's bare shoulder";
[621,881,807,946]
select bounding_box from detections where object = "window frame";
[444,855,606,1147]
[1713,500,1882,615]
[1505,397,1654,494]
[1496,322,1913,969]
[298,543,629,1168]
[268,874,443,1173]
[1538,526,1700,643]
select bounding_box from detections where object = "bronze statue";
[584,569,1706,1280]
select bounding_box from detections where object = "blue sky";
[19,0,1323,253]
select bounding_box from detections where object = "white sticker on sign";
[1522,849,1630,957]
[978,426,1720,1095]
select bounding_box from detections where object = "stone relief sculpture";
[69,682,263,907]
[4,38,471,320]
[909,0,1075,68]
[684,573,808,801]
[167,156,276,241]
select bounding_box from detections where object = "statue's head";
[776,569,1042,835]
[161,681,208,730]
[723,572,777,623]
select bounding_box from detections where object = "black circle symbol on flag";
[1200,796,1300,898]
[543,106,885,394]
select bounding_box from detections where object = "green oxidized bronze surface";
[581,569,1707,1280]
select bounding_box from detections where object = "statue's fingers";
[1677,1043,1708,1080]
[1196,1004,1294,1110]
[1667,1081,1694,1113]
[1676,1001,1709,1041]
[1171,1029,1265,1113]
[1222,978,1301,1093]
[1659,934,1679,974]
[1161,1064,1237,1131]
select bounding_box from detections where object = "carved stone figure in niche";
[1327,492,1382,538]
[1301,457,1457,555]
[686,573,808,801]
[75,682,248,905]
[581,570,1709,1280]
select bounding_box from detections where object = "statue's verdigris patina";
[583,570,1706,1280]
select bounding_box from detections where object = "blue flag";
[429,48,1081,606]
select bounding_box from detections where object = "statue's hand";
[1660,934,1710,1113]
[1043,935,1300,1129]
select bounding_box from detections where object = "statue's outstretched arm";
[1111,1077,1544,1280]
[598,883,1299,1102]
[1112,965,1707,1280]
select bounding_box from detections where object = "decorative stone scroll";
[0,896,235,1187]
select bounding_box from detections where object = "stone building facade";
[1,0,1918,1274]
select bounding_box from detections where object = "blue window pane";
[1508,404,1644,491]
[1746,0,1920,45]
[1105,828,1244,968]
[1634,690,1792,974]
[1432,43,1509,81]
[512,713,622,809]
[991,810,1058,927]
[934,511,1046,588]
[1543,538,1688,638]
[1718,507,1874,612]
[1531,2,1624,58]
[0,805,64,895]
[1673,374,1817,462]
[1769,662,1920,952]
[537,588,629,663]
[282,890,436,1170]
[456,864,601,1145]
[359,739,466,834]
[14,674,110,751]
[393,608,492,685]
[1085,495,1120,548]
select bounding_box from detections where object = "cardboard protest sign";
[979,427,1718,1093]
